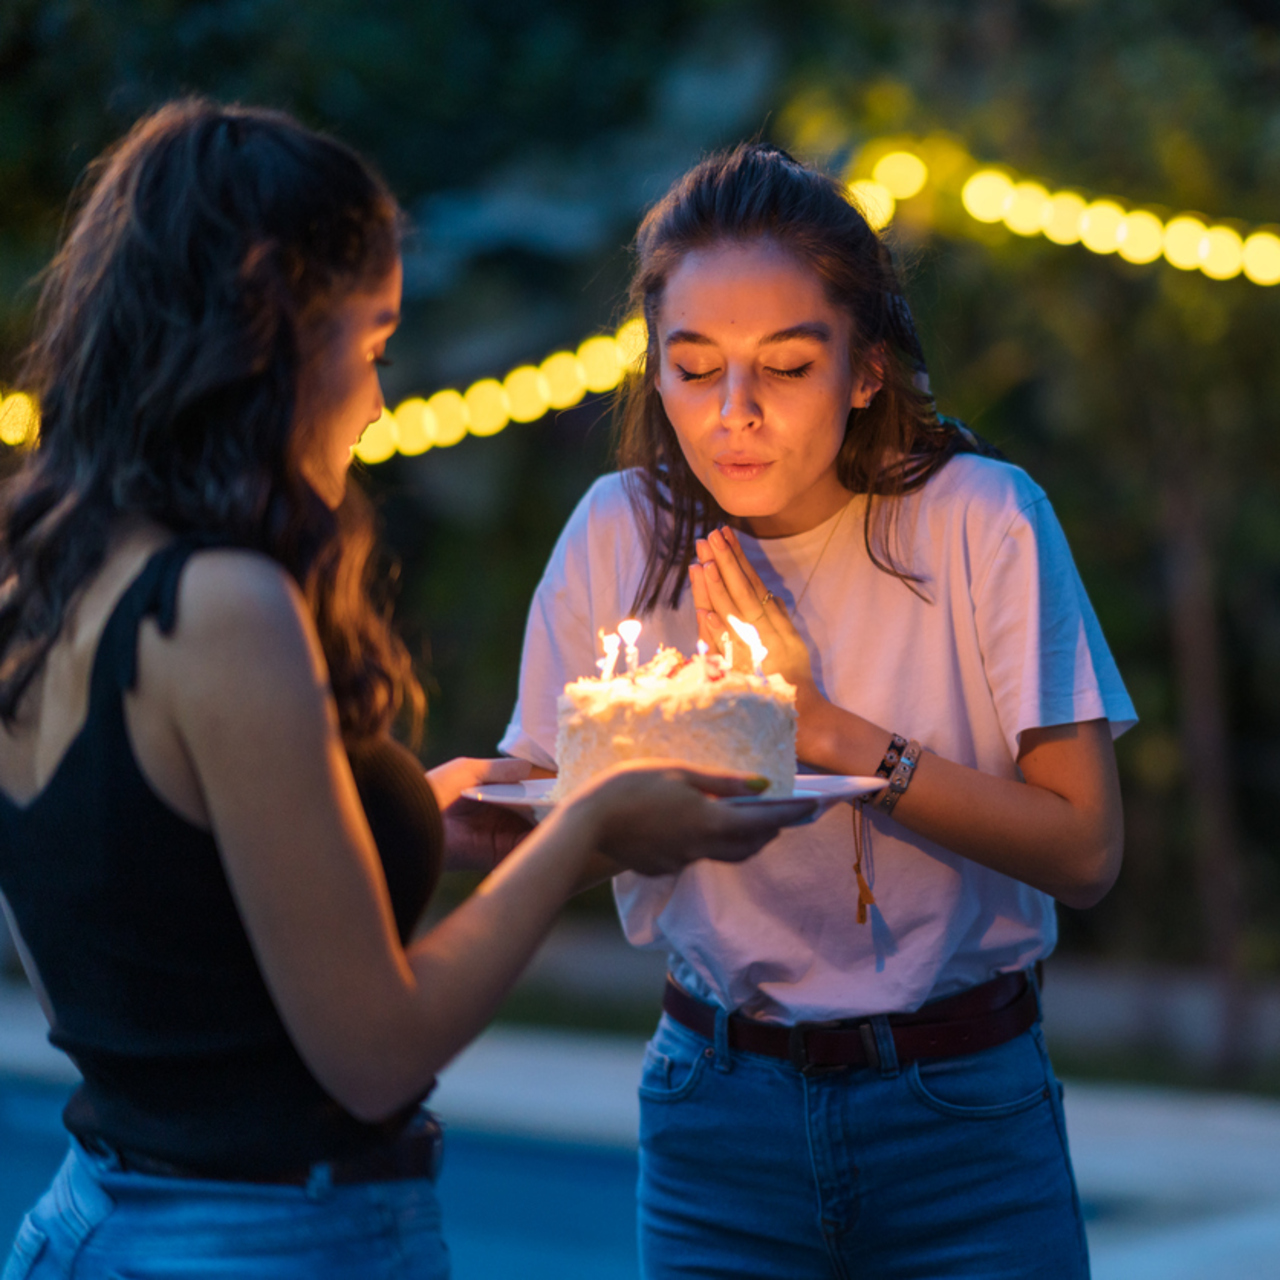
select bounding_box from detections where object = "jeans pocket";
[638,1021,712,1103]
[1,1217,47,1280]
[906,1030,1052,1119]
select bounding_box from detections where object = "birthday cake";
[553,639,797,799]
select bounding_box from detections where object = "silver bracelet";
[874,739,921,816]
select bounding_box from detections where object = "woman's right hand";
[563,761,817,876]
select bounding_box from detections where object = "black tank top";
[0,540,444,1176]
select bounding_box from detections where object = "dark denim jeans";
[638,1009,1090,1279]
[2,1138,449,1279]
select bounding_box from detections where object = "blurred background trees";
[2,0,1278,1020]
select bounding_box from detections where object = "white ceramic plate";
[461,774,886,824]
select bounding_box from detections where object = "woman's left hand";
[689,526,816,693]
[426,757,536,873]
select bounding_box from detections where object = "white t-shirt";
[500,456,1136,1022]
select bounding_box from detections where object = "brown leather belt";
[662,969,1040,1075]
[93,1108,443,1186]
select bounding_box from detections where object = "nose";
[719,366,761,432]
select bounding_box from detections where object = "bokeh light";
[464,379,511,437]
[353,408,397,464]
[1042,192,1087,245]
[504,365,551,422]
[615,317,648,370]
[1078,200,1126,254]
[1003,181,1050,236]
[961,170,1014,223]
[540,351,587,410]
[426,389,470,446]
[1243,231,1280,286]
[393,398,434,456]
[1117,211,1165,264]
[1200,226,1244,280]
[0,393,39,447]
[1163,216,1208,270]
[872,151,928,199]
[848,179,895,230]
[577,335,624,393]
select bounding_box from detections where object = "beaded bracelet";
[873,739,922,816]
[874,734,909,779]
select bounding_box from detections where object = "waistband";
[83,1107,443,1187]
[662,968,1041,1075]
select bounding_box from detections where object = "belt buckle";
[788,1022,858,1076]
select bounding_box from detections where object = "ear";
[851,345,885,410]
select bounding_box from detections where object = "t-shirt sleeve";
[498,481,617,768]
[972,492,1137,760]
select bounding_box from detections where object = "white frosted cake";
[553,645,797,798]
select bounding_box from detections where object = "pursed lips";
[713,454,773,479]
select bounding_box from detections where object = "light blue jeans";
[638,1008,1090,1279]
[2,1139,449,1279]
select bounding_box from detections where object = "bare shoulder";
[147,548,327,689]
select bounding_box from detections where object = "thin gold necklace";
[792,497,854,612]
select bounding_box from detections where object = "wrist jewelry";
[874,739,922,816]
[874,734,909,779]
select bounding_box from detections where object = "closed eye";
[675,365,718,382]
[767,362,813,379]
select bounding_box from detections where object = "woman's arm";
[691,527,1123,910]
[152,551,810,1122]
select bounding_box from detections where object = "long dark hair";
[618,142,997,613]
[0,98,422,743]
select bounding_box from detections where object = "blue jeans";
[638,1009,1090,1279]
[2,1139,449,1280]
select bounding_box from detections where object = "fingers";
[470,757,534,785]
[666,764,772,797]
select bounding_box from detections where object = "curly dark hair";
[0,97,422,743]
[616,142,999,613]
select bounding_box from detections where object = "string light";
[0,393,38,448]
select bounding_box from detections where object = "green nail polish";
[746,776,769,793]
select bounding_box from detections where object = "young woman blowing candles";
[0,104,815,1280]
[501,144,1136,1278]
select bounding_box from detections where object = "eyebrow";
[664,322,832,348]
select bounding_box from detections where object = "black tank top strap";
[90,534,234,703]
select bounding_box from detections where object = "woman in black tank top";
[0,101,813,1279]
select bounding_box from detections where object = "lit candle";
[696,639,708,657]
[597,630,621,680]
[727,615,768,676]
[618,618,642,674]
[720,629,733,671]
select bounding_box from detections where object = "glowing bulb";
[872,151,928,199]
[540,351,587,410]
[1199,226,1244,280]
[504,366,551,422]
[425,389,469,446]
[1117,211,1165,264]
[1041,192,1087,245]
[464,378,510,437]
[393,398,433,456]
[577,335,623,393]
[726,615,768,675]
[1243,231,1280,286]
[1003,181,1050,237]
[0,393,39,447]
[1078,200,1126,254]
[1163,216,1208,271]
[961,170,1014,223]
[848,179,895,230]
[615,317,647,371]
[353,407,397,465]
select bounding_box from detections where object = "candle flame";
[597,631,621,680]
[727,615,768,674]
[696,639,708,656]
[618,618,642,646]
